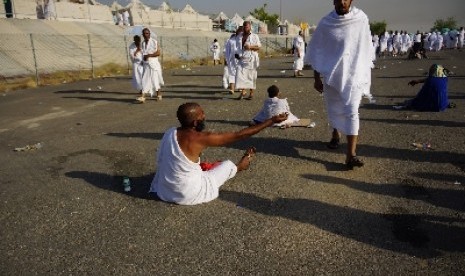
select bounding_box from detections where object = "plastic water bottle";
[123,177,131,192]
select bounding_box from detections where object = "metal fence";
[0,33,291,89]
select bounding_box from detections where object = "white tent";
[213,11,228,22]
[158,1,171,12]
[125,0,150,12]
[181,4,197,14]
[244,15,261,24]
[230,13,244,26]
[110,1,123,11]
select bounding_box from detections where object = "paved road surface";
[1,51,464,274]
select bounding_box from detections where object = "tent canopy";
[110,1,123,11]
[158,1,171,12]
[181,4,197,14]
[214,11,229,22]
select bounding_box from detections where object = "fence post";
[186,36,189,59]
[265,37,268,56]
[160,36,164,65]
[29,34,39,86]
[124,35,131,76]
[87,34,94,78]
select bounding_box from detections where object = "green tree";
[432,17,458,31]
[249,4,280,31]
[369,20,387,36]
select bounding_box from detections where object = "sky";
[106,0,465,32]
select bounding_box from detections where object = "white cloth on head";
[141,37,163,96]
[252,97,300,127]
[129,42,143,91]
[306,6,373,105]
[324,84,363,135]
[293,35,305,71]
[149,128,237,205]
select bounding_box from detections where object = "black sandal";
[346,156,364,169]
[327,138,340,149]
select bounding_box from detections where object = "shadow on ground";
[219,189,465,258]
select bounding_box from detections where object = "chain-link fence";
[0,33,291,91]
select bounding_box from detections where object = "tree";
[249,4,280,30]
[432,17,458,32]
[369,20,387,36]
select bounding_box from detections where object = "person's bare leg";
[346,135,364,168]
[247,89,254,99]
[332,128,340,140]
[327,128,341,149]
[237,89,246,100]
[346,135,358,160]
[229,83,235,94]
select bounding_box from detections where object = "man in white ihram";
[149,102,288,205]
[235,21,261,100]
[139,28,164,102]
[292,31,305,77]
[306,0,373,169]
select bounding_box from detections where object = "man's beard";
[195,120,206,132]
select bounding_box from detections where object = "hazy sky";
[108,0,465,31]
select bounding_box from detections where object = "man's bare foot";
[236,147,256,171]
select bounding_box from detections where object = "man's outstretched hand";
[271,113,289,124]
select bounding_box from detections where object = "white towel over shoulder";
[306,6,373,104]
[149,128,237,205]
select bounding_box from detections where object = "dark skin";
[408,78,426,86]
[142,29,160,61]
[177,104,288,170]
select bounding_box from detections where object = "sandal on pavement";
[327,138,340,149]
[245,96,253,100]
[346,156,364,169]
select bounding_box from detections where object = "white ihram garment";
[129,43,143,91]
[141,37,163,96]
[225,35,238,83]
[252,97,300,127]
[210,41,221,61]
[235,32,261,90]
[306,6,372,135]
[293,35,305,71]
[149,128,237,205]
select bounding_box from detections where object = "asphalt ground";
[1,50,464,275]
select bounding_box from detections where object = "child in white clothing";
[250,85,301,128]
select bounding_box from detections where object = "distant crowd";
[372,27,465,59]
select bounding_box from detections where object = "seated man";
[250,85,309,128]
[149,102,288,205]
[404,64,450,111]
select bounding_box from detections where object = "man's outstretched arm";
[200,114,288,147]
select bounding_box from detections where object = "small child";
[250,85,301,128]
